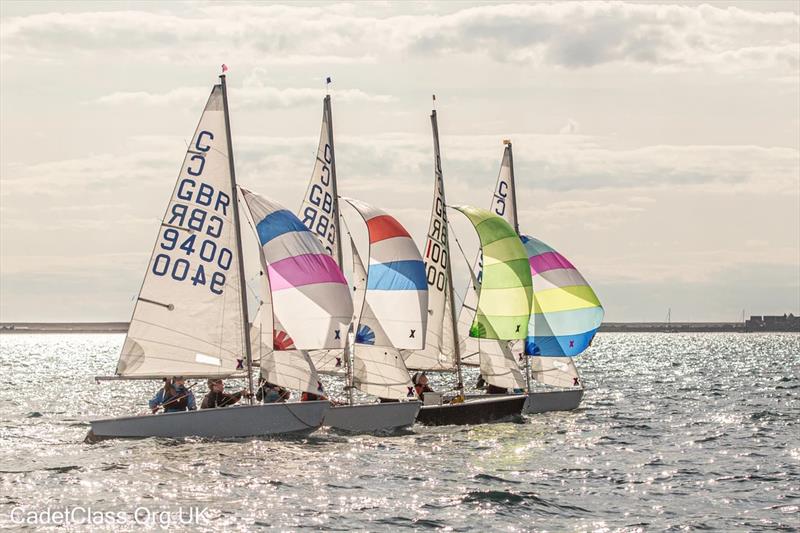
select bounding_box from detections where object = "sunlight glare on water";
[0,333,798,530]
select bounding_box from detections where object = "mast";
[325,93,354,406]
[431,104,464,392]
[505,139,531,393]
[220,73,255,404]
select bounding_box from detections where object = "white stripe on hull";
[323,402,421,433]
[89,401,329,439]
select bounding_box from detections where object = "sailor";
[412,372,434,400]
[256,378,290,403]
[476,374,509,395]
[301,381,328,402]
[149,376,197,413]
[201,378,250,409]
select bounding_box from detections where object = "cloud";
[2,2,798,75]
[95,85,393,109]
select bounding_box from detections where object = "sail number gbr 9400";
[151,130,232,295]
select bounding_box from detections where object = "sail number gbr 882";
[152,130,234,295]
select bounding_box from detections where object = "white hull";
[88,401,329,440]
[524,389,584,414]
[323,402,421,433]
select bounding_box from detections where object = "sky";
[0,0,798,323]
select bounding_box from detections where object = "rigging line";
[446,219,480,292]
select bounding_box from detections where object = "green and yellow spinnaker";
[450,205,532,340]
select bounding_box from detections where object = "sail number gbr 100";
[150,130,233,295]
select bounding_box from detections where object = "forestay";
[451,206,532,341]
[349,237,416,400]
[521,235,603,357]
[117,84,245,378]
[241,188,353,350]
[343,198,427,350]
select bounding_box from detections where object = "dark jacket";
[201,390,243,409]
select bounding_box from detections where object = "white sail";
[117,84,246,378]
[241,188,352,349]
[530,356,581,388]
[456,144,524,389]
[403,113,455,371]
[298,96,338,257]
[249,248,323,396]
[349,237,416,400]
[308,349,345,375]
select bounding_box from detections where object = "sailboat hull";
[323,401,421,433]
[524,389,584,414]
[87,401,329,441]
[416,395,526,426]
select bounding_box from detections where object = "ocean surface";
[0,333,797,531]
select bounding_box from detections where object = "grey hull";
[88,401,329,440]
[524,389,584,414]
[323,402,421,433]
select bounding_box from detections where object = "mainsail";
[451,205,532,341]
[298,95,339,257]
[343,198,428,349]
[241,188,353,350]
[117,83,246,378]
[521,235,603,357]
[299,95,346,376]
[349,236,416,400]
[404,109,456,371]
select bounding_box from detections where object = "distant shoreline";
[1,321,798,334]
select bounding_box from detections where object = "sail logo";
[150,129,233,295]
[493,180,509,217]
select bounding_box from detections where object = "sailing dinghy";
[456,141,603,413]
[519,233,603,412]
[89,75,329,440]
[294,94,421,432]
[409,105,527,426]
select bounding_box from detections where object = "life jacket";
[164,388,190,411]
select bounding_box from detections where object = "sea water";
[0,333,797,531]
